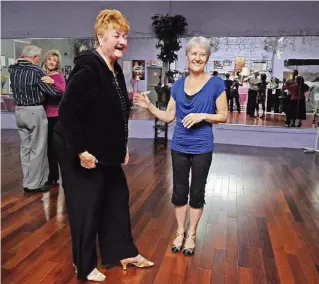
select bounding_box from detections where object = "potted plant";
[73,38,94,58]
[1,74,9,94]
[151,13,188,101]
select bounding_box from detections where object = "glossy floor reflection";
[130,107,315,128]
[1,130,319,283]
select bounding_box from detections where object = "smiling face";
[187,44,209,74]
[98,27,128,60]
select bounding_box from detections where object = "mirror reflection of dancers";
[244,71,261,118]
[256,73,267,119]
[224,73,232,108]
[284,75,308,127]
[42,49,66,186]
[229,75,241,113]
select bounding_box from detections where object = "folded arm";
[182,91,228,129]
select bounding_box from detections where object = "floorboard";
[1,129,319,283]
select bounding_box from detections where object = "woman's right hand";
[41,76,54,84]
[78,151,97,169]
[133,92,151,109]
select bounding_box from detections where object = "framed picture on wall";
[132,60,145,80]
[234,56,246,75]
[223,60,232,67]
[213,60,223,69]
[251,61,267,72]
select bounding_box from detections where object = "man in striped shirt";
[9,45,62,193]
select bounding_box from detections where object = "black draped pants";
[47,117,60,182]
[54,133,138,280]
[247,89,258,116]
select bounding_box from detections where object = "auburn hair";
[94,9,130,46]
[43,49,61,71]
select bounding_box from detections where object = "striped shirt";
[8,60,60,106]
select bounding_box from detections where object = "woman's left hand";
[41,76,54,84]
[182,113,206,129]
[133,92,151,109]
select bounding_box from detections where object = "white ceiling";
[1,1,319,38]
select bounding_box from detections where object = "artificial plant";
[1,74,9,93]
[73,38,94,58]
[151,13,188,88]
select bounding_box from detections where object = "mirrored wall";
[1,36,319,128]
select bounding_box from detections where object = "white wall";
[121,36,319,93]
[176,37,274,77]
[2,2,319,38]
[3,36,318,94]
[272,37,319,78]
[119,38,160,93]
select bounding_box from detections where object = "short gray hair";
[185,37,211,58]
[21,45,42,57]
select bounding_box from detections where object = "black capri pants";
[171,150,213,209]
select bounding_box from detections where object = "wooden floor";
[130,107,315,128]
[1,129,319,284]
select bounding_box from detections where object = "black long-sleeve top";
[55,50,131,164]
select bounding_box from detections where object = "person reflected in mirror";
[224,73,233,108]
[9,45,62,193]
[229,76,241,113]
[285,75,308,127]
[42,49,66,186]
[256,73,267,119]
[244,71,260,118]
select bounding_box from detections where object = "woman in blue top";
[134,37,228,256]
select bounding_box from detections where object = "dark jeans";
[47,117,59,182]
[171,150,212,209]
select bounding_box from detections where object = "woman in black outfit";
[256,73,267,119]
[54,9,153,281]
[229,78,241,113]
[285,75,308,127]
